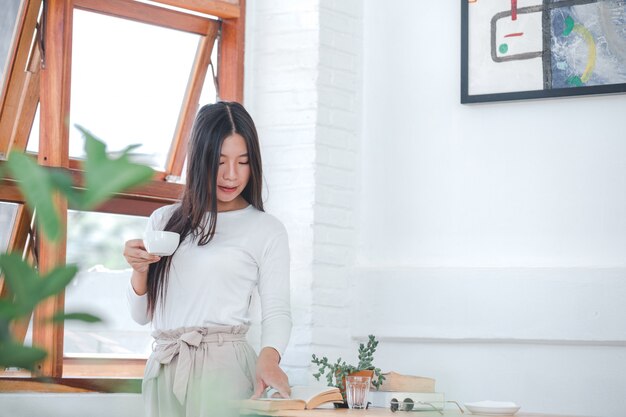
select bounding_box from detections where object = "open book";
[240,386,343,412]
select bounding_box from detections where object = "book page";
[239,398,306,412]
[290,385,340,403]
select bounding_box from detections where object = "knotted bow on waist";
[144,325,249,406]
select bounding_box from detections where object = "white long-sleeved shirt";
[127,204,292,356]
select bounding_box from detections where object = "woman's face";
[215,133,251,211]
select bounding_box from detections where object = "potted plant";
[311,335,386,407]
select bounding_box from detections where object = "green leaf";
[76,125,154,209]
[0,318,10,340]
[6,152,61,240]
[51,312,102,323]
[0,342,47,370]
[36,264,79,301]
[0,253,40,314]
[0,300,19,319]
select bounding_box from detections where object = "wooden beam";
[63,357,146,378]
[0,377,142,393]
[167,25,219,177]
[0,0,43,157]
[0,181,25,203]
[74,0,216,36]
[217,0,245,102]
[0,378,89,392]
[150,0,240,19]
[94,195,175,217]
[0,178,181,216]
[34,0,73,378]
[68,158,169,182]
[0,164,183,208]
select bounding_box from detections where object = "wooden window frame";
[0,0,245,392]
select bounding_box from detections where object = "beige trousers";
[142,325,257,417]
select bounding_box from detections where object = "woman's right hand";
[124,239,161,273]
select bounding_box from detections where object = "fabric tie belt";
[145,325,249,406]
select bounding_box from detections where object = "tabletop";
[241,408,594,417]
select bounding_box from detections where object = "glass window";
[28,10,201,171]
[0,0,23,92]
[63,210,151,357]
[0,202,19,252]
[26,103,39,153]
[199,44,219,106]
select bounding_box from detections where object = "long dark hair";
[146,101,264,316]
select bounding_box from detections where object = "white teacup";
[143,231,180,256]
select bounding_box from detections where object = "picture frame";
[461,0,626,103]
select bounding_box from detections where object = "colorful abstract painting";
[461,0,626,103]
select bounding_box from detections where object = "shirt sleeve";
[125,206,168,326]
[127,280,150,325]
[257,226,292,358]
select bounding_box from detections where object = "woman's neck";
[217,197,249,212]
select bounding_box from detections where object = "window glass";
[28,10,200,171]
[199,44,219,106]
[0,202,19,252]
[63,210,151,357]
[26,103,39,152]
[0,0,23,94]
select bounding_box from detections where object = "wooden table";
[242,408,593,417]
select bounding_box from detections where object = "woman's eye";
[239,161,249,165]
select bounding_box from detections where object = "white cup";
[143,231,180,256]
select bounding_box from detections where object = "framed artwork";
[461,0,626,103]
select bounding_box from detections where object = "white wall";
[244,0,320,385]
[358,1,626,417]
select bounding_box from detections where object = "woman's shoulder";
[149,203,181,227]
[247,207,288,236]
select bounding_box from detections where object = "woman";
[124,101,292,417]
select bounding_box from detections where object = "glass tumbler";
[345,375,371,409]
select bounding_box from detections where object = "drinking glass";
[345,375,371,409]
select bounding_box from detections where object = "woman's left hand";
[251,347,291,399]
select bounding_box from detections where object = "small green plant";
[311,334,385,394]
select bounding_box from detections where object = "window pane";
[0,0,23,92]
[0,202,18,252]
[30,10,201,170]
[64,210,151,357]
[199,44,218,106]
[26,102,39,153]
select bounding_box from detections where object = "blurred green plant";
[0,125,154,371]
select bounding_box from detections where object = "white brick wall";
[311,0,363,369]
[245,0,364,385]
[245,0,319,384]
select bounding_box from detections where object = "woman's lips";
[218,185,238,193]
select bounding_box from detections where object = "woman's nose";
[223,163,238,180]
